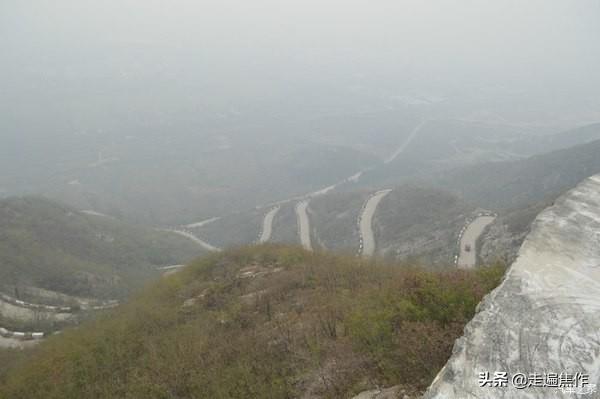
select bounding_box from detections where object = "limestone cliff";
[425,174,600,398]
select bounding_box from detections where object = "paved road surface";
[180,120,426,248]
[385,120,426,164]
[259,206,280,243]
[359,189,392,257]
[0,298,72,323]
[157,264,186,276]
[80,210,113,218]
[295,201,312,251]
[184,217,221,229]
[163,229,221,252]
[456,215,496,268]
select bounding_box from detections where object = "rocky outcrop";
[425,174,600,398]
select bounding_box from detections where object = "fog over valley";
[2,2,600,398]
[2,1,600,224]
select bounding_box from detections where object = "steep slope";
[0,245,506,398]
[430,138,600,211]
[397,137,600,267]
[374,186,476,265]
[478,200,551,265]
[510,121,600,156]
[270,202,300,244]
[187,210,263,248]
[360,121,600,189]
[202,126,600,264]
[425,174,600,398]
[306,185,477,265]
[309,190,372,252]
[0,197,203,300]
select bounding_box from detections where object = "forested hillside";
[0,197,203,300]
[430,138,600,211]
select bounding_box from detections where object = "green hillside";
[308,186,476,265]
[430,138,600,211]
[189,211,263,248]
[309,190,372,252]
[0,197,204,300]
[0,245,506,398]
[507,122,600,156]
[374,186,476,265]
[270,202,300,244]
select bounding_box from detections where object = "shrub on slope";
[0,245,505,398]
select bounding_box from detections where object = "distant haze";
[1,1,600,223]
[3,0,599,116]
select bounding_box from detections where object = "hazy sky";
[4,1,599,77]
[1,0,600,221]
[2,1,600,127]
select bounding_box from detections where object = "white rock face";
[425,174,600,399]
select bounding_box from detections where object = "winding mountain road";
[0,334,40,348]
[184,217,221,229]
[179,120,427,251]
[290,121,426,253]
[456,214,496,268]
[358,189,392,257]
[162,228,221,252]
[258,206,280,243]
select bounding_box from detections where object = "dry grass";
[0,245,505,399]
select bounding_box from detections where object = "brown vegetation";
[0,245,505,399]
